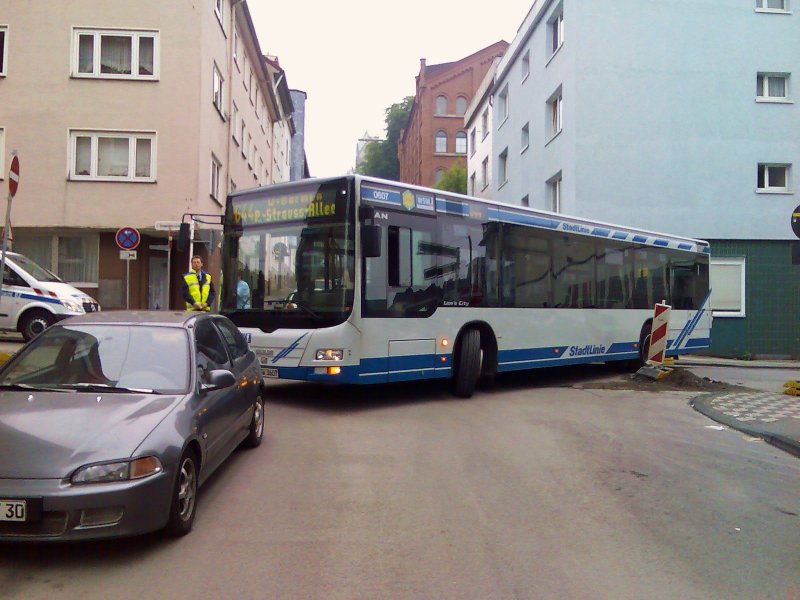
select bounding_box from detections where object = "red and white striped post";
[647,302,672,366]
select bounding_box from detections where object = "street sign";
[155,220,182,231]
[8,154,19,199]
[115,226,141,250]
[120,250,137,260]
[791,204,800,239]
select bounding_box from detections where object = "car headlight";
[71,456,163,484]
[61,299,83,313]
[315,348,343,361]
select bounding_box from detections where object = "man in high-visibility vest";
[182,255,215,311]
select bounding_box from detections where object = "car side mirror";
[362,225,382,258]
[201,369,236,393]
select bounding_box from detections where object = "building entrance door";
[148,256,168,309]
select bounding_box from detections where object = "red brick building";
[398,41,509,188]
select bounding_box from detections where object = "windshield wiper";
[287,299,323,320]
[59,383,155,394]
[0,383,68,392]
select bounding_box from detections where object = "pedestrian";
[182,255,215,312]
[236,267,251,309]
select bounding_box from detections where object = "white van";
[0,251,100,340]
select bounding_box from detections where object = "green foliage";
[433,162,468,195]
[357,96,414,180]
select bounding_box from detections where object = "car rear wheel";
[19,310,55,341]
[241,393,264,449]
[164,449,198,537]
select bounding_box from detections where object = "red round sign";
[8,155,19,199]
[115,227,141,250]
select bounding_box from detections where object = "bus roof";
[228,175,710,254]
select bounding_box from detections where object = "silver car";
[0,311,264,540]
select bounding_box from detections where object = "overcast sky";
[248,1,533,177]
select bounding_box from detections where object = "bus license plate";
[262,367,278,379]
[0,500,26,522]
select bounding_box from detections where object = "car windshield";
[0,325,190,394]
[9,253,62,282]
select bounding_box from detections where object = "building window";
[455,96,468,116]
[521,194,529,207]
[521,122,530,152]
[249,69,255,104]
[435,95,447,116]
[710,257,746,317]
[757,73,790,101]
[455,131,467,154]
[14,235,99,286]
[211,155,221,201]
[755,0,790,12]
[69,130,156,182]
[548,172,562,212]
[470,172,476,195]
[548,7,564,56]
[498,148,508,186]
[247,133,254,167]
[214,0,224,26]
[481,109,489,140]
[757,163,790,192]
[213,64,224,115]
[521,50,530,81]
[232,102,239,144]
[73,29,158,79]
[498,85,509,124]
[435,168,445,184]
[481,158,489,190]
[0,26,7,76]
[233,29,240,68]
[469,128,476,156]
[548,87,563,140]
[435,130,447,153]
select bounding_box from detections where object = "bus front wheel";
[452,328,481,398]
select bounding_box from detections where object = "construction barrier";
[647,302,671,366]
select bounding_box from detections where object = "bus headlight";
[315,349,344,361]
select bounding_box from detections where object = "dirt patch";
[575,367,753,392]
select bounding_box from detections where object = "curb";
[690,392,800,459]
[679,359,800,370]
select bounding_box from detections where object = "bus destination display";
[233,191,338,226]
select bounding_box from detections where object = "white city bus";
[221,175,710,397]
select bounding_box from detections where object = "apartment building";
[488,0,799,357]
[398,41,509,188]
[0,0,299,310]
[464,57,503,199]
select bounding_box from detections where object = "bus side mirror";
[362,225,382,258]
[177,223,191,253]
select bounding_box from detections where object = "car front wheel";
[164,449,198,537]
[241,393,265,449]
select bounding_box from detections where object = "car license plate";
[0,499,26,522]
[262,367,278,379]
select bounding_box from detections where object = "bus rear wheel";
[452,328,481,398]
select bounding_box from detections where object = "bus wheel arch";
[452,322,497,398]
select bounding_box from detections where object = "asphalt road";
[0,366,797,600]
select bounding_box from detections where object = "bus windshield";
[221,178,355,329]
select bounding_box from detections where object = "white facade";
[465,58,502,200]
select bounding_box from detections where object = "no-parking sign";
[115,227,141,251]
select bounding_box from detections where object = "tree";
[357,96,414,180]
[433,162,467,195]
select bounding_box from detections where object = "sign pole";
[167,229,172,310]
[126,257,130,310]
[1,152,20,303]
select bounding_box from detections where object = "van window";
[10,254,61,282]
[3,266,28,287]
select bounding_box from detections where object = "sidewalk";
[678,355,800,370]
[691,390,800,458]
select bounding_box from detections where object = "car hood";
[0,390,183,479]
[37,281,97,304]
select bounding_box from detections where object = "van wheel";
[452,329,481,398]
[19,310,55,341]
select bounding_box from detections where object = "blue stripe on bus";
[436,199,470,215]
[271,332,308,364]
[678,243,693,250]
[672,290,711,351]
[612,232,628,240]
[632,235,647,243]
[591,228,611,237]
[488,208,561,229]
[654,239,669,247]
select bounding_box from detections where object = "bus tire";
[453,328,481,398]
[19,310,55,341]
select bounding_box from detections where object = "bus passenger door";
[388,339,437,382]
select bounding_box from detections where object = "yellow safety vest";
[184,270,211,311]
